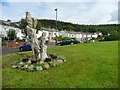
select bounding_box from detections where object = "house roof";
[0,20,20,28]
[41,27,59,32]
[65,31,93,35]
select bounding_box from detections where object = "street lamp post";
[55,8,57,46]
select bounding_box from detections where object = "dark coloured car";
[19,42,32,51]
[76,39,84,43]
[57,39,79,46]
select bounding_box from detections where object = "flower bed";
[11,54,66,72]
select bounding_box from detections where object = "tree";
[19,19,28,37]
[36,21,41,30]
[88,27,97,33]
[104,31,118,41]
[36,21,41,33]
[7,29,16,41]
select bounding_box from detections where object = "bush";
[104,35,118,41]
[54,37,58,41]
[62,37,69,40]
[7,29,16,41]
[54,36,76,41]
[58,36,62,41]
[70,37,76,40]
[54,35,63,41]
[91,37,95,40]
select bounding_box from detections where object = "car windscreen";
[25,42,30,44]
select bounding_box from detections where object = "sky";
[0,0,119,25]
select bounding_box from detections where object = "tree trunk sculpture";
[40,32,48,62]
[26,11,41,60]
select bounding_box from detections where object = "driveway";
[1,44,55,55]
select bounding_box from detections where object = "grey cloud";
[109,9,118,22]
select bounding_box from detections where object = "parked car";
[90,40,95,42]
[19,40,49,51]
[57,39,79,46]
[19,41,32,51]
[76,39,84,43]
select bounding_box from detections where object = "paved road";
[2,47,20,55]
[1,44,55,55]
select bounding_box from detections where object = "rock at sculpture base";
[43,62,49,69]
[27,60,31,64]
[48,61,54,66]
[24,64,28,68]
[53,61,58,67]
[36,66,43,71]
[12,65,18,69]
[57,60,64,66]
[19,62,24,65]
[27,65,34,72]
[12,54,66,72]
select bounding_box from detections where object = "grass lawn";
[2,41,118,88]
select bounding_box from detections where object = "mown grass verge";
[2,41,118,88]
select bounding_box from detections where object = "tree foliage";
[104,31,118,41]
[19,19,28,37]
[38,19,118,35]
[7,29,16,41]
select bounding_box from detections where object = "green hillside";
[38,19,118,35]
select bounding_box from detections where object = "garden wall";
[47,41,55,44]
[8,42,25,47]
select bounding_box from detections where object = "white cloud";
[2,0,119,2]
[0,1,118,25]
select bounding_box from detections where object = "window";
[26,42,30,44]
[4,28,6,30]
[71,39,74,41]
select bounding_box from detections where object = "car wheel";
[71,42,74,45]
[20,47,24,51]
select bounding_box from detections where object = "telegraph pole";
[55,8,57,46]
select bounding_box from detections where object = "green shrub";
[54,36,76,41]
[62,37,69,40]
[70,37,76,40]
[91,37,95,40]
[105,35,118,41]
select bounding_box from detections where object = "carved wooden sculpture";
[40,32,48,61]
[26,11,41,60]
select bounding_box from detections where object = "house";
[37,27,62,41]
[63,31,94,40]
[60,30,68,37]
[0,20,24,39]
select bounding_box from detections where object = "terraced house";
[0,20,102,41]
[60,30,102,40]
